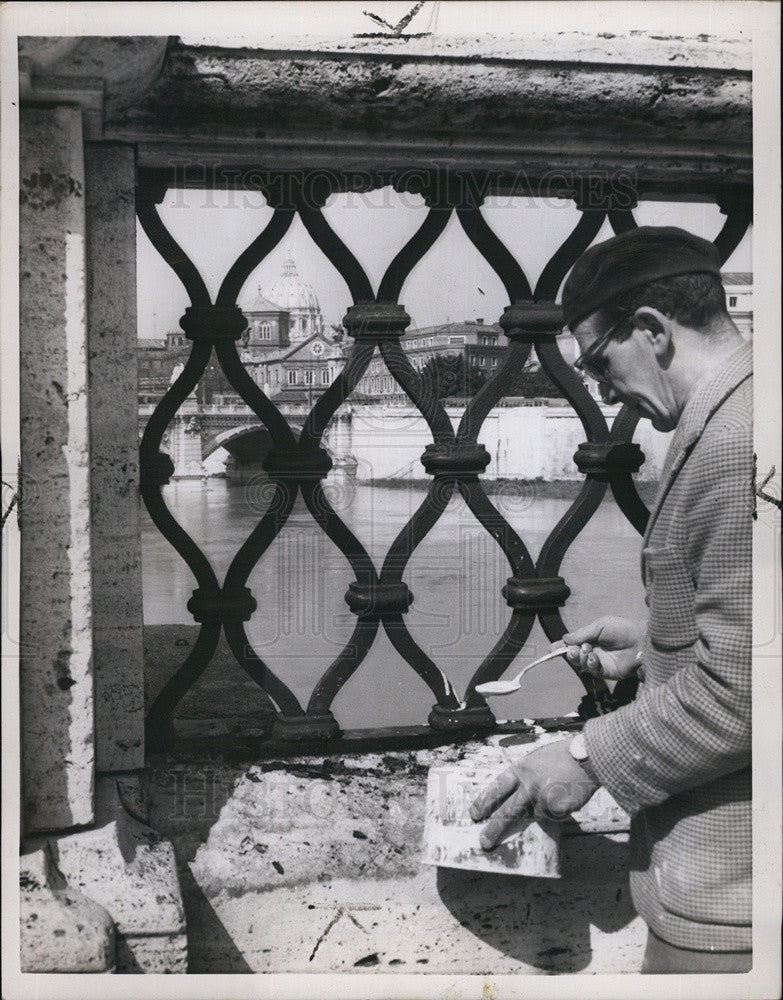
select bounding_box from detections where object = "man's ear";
[632,307,673,358]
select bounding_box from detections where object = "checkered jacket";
[584,343,753,951]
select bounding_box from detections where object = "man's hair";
[597,272,729,339]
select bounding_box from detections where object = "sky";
[177,1,753,45]
[137,193,751,338]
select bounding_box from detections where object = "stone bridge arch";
[203,422,272,461]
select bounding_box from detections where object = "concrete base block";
[26,776,187,973]
[20,844,115,973]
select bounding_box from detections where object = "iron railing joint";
[573,441,645,479]
[502,576,571,611]
[139,451,175,487]
[179,305,248,341]
[420,442,492,478]
[262,446,334,481]
[499,301,564,340]
[343,302,411,341]
[345,581,414,616]
[187,586,257,624]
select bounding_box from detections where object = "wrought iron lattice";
[137,169,751,747]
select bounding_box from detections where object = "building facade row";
[138,268,752,407]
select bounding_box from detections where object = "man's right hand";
[555,616,645,680]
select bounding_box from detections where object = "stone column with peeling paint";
[84,142,146,773]
[19,106,95,832]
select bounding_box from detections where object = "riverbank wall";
[346,402,670,483]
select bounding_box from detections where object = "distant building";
[353,319,506,400]
[137,333,190,403]
[238,257,342,402]
[139,270,753,408]
[259,257,325,343]
[138,256,343,406]
[722,271,753,339]
[241,290,291,350]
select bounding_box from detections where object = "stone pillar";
[19,107,95,831]
[170,401,204,478]
[84,143,145,772]
[327,408,358,481]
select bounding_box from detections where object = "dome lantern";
[260,255,324,341]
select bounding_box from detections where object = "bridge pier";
[224,455,267,485]
[169,398,204,479]
[325,408,358,483]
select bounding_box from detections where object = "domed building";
[233,255,345,402]
[260,257,324,342]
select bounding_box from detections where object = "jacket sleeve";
[582,418,753,816]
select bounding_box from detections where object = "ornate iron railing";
[137,168,751,749]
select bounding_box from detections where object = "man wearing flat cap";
[471,226,753,973]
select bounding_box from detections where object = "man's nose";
[599,382,619,404]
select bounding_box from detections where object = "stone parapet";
[101,33,750,189]
[143,734,643,974]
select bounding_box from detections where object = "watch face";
[570,733,588,760]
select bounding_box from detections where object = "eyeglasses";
[574,312,633,383]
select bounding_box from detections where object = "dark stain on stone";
[53,928,65,937]
[271,860,284,874]
[538,945,570,957]
[54,650,76,691]
[51,380,67,404]
[389,958,404,965]
[354,952,379,967]
[20,171,83,209]
[371,74,395,96]
[251,754,427,782]
[352,830,367,840]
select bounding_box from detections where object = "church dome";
[261,258,321,314]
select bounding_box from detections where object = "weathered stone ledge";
[142,735,644,973]
[20,34,749,185]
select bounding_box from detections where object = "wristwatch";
[568,731,589,763]
[569,731,599,783]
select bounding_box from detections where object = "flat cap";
[562,226,722,330]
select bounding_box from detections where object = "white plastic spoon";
[475,643,569,696]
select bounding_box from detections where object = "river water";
[141,480,649,726]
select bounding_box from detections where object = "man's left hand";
[468,738,600,850]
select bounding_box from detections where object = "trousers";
[641,930,752,974]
